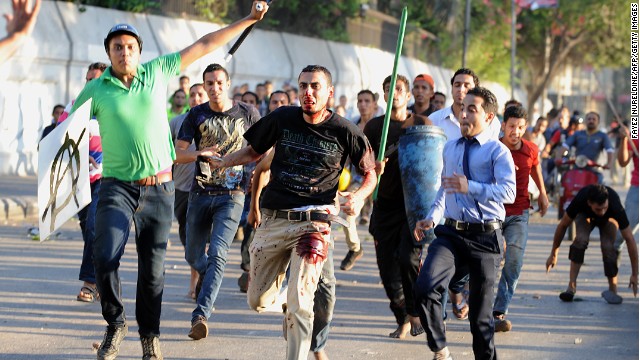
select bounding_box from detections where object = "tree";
[64,0,159,12]
[517,0,629,112]
[256,0,361,42]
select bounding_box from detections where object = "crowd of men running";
[10,1,638,359]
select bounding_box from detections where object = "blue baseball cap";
[104,23,143,53]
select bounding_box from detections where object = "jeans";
[615,185,639,251]
[415,225,501,360]
[240,193,255,270]
[78,180,101,284]
[93,178,174,337]
[493,211,529,315]
[185,191,245,320]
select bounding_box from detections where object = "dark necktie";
[463,138,483,220]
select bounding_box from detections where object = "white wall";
[0,1,524,176]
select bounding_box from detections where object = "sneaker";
[494,314,512,332]
[140,336,163,360]
[188,315,208,340]
[97,324,128,360]
[340,248,364,271]
[433,346,453,360]
[451,301,468,320]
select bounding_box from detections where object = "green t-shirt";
[71,53,181,181]
[167,106,189,122]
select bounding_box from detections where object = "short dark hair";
[172,89,186,97]
[52,104,65,114]
[299,65,333,86]
[587,184,609,205]
[189,83,203,91]
[466,87,498,115]
[88,62,107,72]
[179,75,189,81]
[357,89,375,101]
[503,104,528,123]
[269,90,290,104]
[242,91,259,104]
[504,99,522,109]
[433,91,446,99]
[382,74,410,93]
[202,63,229,82]
[451,68,479,87]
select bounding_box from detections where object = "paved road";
[0,204,637,359]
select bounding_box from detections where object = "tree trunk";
[525,31,586,113]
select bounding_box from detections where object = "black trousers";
[369,203,423,324]
[415,224,502,360]
[174,189,190,247]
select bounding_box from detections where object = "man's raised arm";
[179,1,268,71]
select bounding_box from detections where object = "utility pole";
[510,0,516,99]
[462,0,471,67]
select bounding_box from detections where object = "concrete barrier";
[0,2,524,176]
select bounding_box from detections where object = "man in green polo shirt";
[69,3,270,359]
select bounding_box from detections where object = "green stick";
[373,6,408,200]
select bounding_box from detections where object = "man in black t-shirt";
[208,65,376,360]
[546,184,638,304]
[364,74,432,339]
[175,63,261,340]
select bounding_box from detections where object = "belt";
[194,189,243,196]
[103,173,173,186]
[262,208,349,228]
[134,172,172,186]
[444,218,501,232]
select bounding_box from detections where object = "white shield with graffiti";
[38,100,92,241]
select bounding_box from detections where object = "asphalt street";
[0,194,637,359]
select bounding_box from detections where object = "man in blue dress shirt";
[413,87,516,360]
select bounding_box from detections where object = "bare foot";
[389,322,410,339]
[314,349,329,360]
[409,316,424,336]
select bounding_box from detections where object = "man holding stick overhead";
[68,2,269,359]
[208,65,376,360]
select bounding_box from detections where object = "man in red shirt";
[493,105,549,331]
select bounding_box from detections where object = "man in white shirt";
[428,68,500,142]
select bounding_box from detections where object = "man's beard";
[302,106,324,116]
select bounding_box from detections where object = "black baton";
[224,1,272,62]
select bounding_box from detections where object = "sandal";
[452,301,469,320]
[601,290,623,304]
[77,286,99,303]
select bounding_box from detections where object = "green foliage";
[63,0,159,12]
[193,0,228,23]
[260,0,361,42]
[515,0,629,108]
[406,0,628,105]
